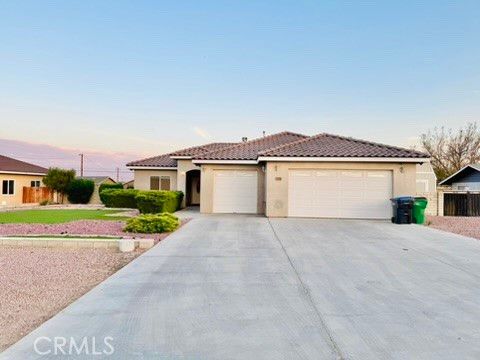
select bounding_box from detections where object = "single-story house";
[127,142,236,206]
[438,164,480,191]
[81,176,117,204]
[123,180,134,189]
[0,155,49,207]
[127,131,430,219]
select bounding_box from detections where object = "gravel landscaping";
[427,216,480,240]
[0,220,185,242]
[0,247,142,351]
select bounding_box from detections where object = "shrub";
[100,189,139,208]
[66,179,95,204]
[43,168,76,203]
[99,183,124,203]
[124,213,180,233]
[174,191,184,211]
[135,190,184,214]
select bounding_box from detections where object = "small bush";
[124,213,180,233]
[39,200,51,206]
[135,190,184,214]
[174,191,184,211]
[99,183,124,203]
[100,189,139,208]
[66,179,95,204]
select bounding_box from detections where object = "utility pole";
[116,167,120,182]
[79,154,84,177]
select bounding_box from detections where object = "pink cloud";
[0,138,146,182]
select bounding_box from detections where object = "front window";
[160,177,170,190]
[150,176,160,190]
[150,176,170,190]
[2,180,14,195]
[31,180,41,188]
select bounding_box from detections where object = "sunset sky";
[1,1,479,179]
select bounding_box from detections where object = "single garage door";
[288,169,393,219]
[213,170,258,213]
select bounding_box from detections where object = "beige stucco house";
[127,132,430,219]
[0,155,48,207]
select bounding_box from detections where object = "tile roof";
[170,142,237,157]
[194,132,309,160]
[126,153,177,168]
[126,142,237,167]
[0,155,48,174]
[259,133,430,158]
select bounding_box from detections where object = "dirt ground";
[426,215,480,240]
[0,247,142,351]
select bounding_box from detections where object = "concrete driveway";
[2,215,480,359]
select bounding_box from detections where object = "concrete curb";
[0,237,155,251]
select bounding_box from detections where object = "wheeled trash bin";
[391,197,414,224]
[412,197,428,224]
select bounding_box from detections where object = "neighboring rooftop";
[193,132,308,161]
[80,176,116,184]
[0,155,48,175]
[439,164,480,185]
[259,133,430,159]
[126,142,236,168]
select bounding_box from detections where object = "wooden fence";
[22,187,54,204]
[444,192,480,216]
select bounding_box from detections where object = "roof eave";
[170,156,192,159]
[257,156,430,163]
[0,170,47,176]
[192,159,258,165]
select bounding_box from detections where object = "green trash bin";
[412,197,428,224]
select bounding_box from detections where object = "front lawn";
[0,209,129,224]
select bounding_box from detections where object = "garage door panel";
[213,170,258,213]
[289,169,392,219]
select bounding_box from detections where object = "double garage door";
[288,169,393,219]
[213,170,258,213]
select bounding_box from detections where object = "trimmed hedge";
[99,188,184,212]
[100,189,139,208]
[124,213,180,233]
[66,179,95,204]
[99,183,124,203]
[135,190,183,214]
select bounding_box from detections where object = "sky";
[1,1,479,179]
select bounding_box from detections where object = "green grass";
[0,209,129,224]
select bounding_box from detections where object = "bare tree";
[421,122,480,181]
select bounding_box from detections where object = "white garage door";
[213,170,258,213]
[288,170,392,219]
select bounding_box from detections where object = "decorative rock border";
[0,237,154,252]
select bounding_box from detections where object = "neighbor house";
[0,155,49,207]
[127,132,430,219]
[81,176,117,204]
[438,164,480,191]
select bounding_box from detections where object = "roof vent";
[242,137,248,142]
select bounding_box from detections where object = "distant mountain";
[0,138,145,182]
